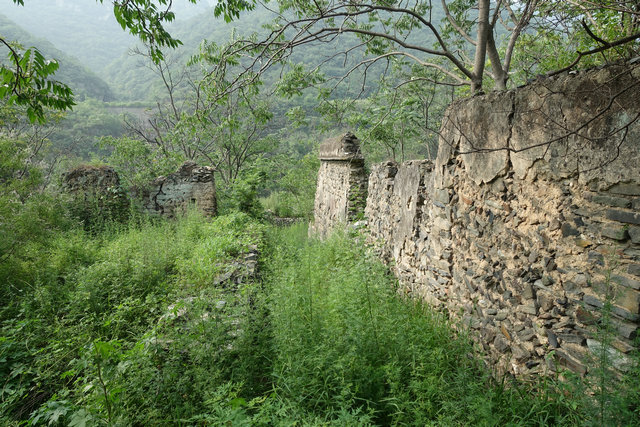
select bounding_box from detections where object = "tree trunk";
[487,30,507,90]
[472,0,491,93]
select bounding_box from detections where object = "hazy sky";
[2,0,216,72]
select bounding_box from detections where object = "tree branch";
[548,30,640,77]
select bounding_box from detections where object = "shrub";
[263,224,578,425]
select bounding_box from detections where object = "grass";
[263,224,583,425]
[1,215,638,425]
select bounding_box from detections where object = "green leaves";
[0,42,75,123]
[276,64,327,98]
[213,0,257,23]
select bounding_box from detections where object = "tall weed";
[264,224,577,425]
[0,210,265,424]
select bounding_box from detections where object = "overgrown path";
[1,213,636,425]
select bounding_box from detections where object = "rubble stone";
[312,63,640,377]
[142,161,216,218]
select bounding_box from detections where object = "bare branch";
[441,0,477,46]
[548,30,640,77]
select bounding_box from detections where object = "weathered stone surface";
[587,339,633,371]
[142,161,216,218]
[494,334,510,352]
[62,165,121,192]
[519,67,640,185]
[613,306,640,322]
[437,92,510,185]
[584,294,604,308]
[613,319,638,340]
[313,63,640,379]
[590,194,632,208]
[617,288,640,315]
[561,223,580,237]
[318,132,364,161]
[608,183,640,196]
[588,251,605,266]
[601,224,629,240]
[576,306,598,325]
[557,332,585,345]
[311,133,367,237]
[512,344,531,362]
[555,349,587,375]
[613,274,640,290]
[606,209,640,225]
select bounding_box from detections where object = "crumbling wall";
[310,133,368,237]
[142,161,217,218]
[318,63,640,376]
[62,165,121,193]
[62,165,129,226]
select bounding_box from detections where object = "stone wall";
[142,161,217,218]
[62,165,129,224]
[310,133,368,237]
[317,63,640,376]
[62,165,121,194]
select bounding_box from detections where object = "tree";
[347,66,453,162]
[207,0,640,98]
[0,39,74,123]
[1,0,255,123]
[115,41,274,185]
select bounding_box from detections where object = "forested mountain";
[102,6,278,101]
[3,1,441,104]
[0,13,115,101]
[102,4,426,102]
[1,0,216,74]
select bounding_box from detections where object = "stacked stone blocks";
[142,161,217,218]
[315,63,640,376]
[311,132,368,237]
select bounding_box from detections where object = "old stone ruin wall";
[316,63,640,377]
[141,161,217,218]
[63,161,217,220]
[310,132,368,237]
[62,164,129,225]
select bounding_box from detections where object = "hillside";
[102,6,278,101]
[102,3,447,102]
[1,0,216,74]
[0,13,115,101]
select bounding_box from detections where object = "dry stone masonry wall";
[62,165,129,224]
[64,162,217,221]
[317,63,640,377]
[62,165,121,193]
[310,132,368,237]
[142,161,217,218]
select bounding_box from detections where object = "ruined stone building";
[312,63,640,377]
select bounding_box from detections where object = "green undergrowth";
[2,214,637,425]
[0,211,266,425]
[260,224,581,426]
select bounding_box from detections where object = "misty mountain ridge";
[2,0,218,75]
[0,13,115,101]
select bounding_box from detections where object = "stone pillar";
[310,132,367,237]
